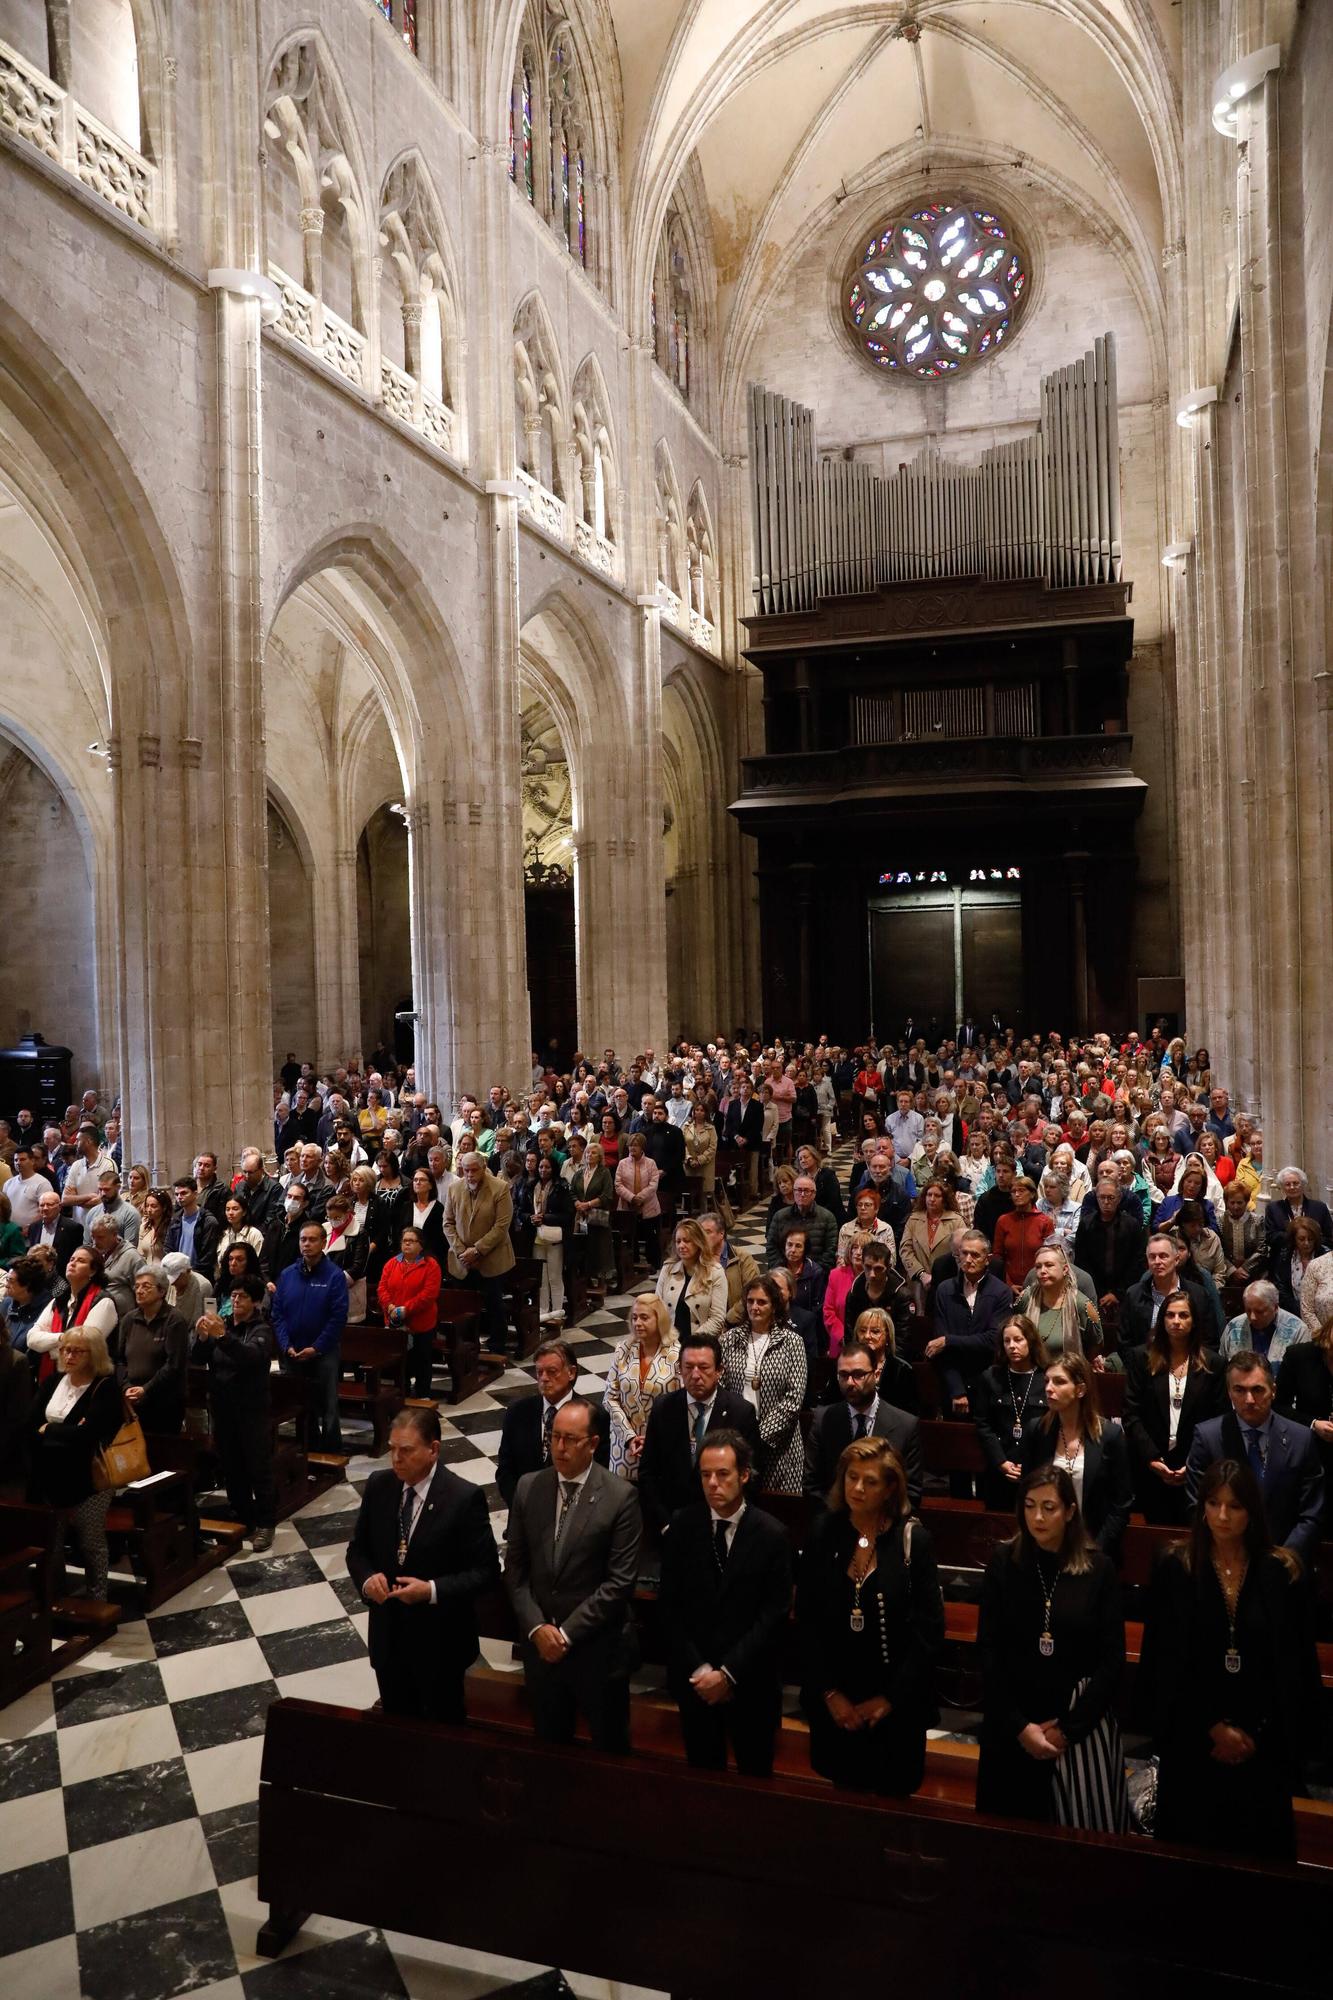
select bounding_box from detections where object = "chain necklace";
[1034,1550,1062,1656]
[1007,1368,1037,1442]
[1212,1549,1248,1675]
[848,1518,884,1633]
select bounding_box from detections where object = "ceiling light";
[1212,46,1281,137]
[1174,385,1218,429]
[207,268,283,325]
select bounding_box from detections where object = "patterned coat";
[603,1335,681,1480]
[721,1320,808,1496]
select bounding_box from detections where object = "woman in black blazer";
[1122,1289,1226,1524]
[27,1326,124,1599]
[797,1435,943,1797]
[977,1462,1128,1830]
[971,1313,1049,1511]
[1275,1327,1333,1525]
[1139,1457,1316,1860]
[407,1169,450,1267]
[1017,1352,1133,1558]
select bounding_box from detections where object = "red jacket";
[992,1210,1054,1291]
[377,1254,442,1332]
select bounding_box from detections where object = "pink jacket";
[614,1153,661,1218]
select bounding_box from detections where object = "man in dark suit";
[26,1189,83,1268]
[495,1338,609,1507]
[1187,1350,1325,1566]
[1122,1233,1213,1348]
[1263,1169,1333,1251]
[805,1342,923,1508]
[658,1429,792,1776]
[504,1396,641,1751]
[638,1334,760,1537]
[924,1232,1013,1410]
[165,1175,220,1277]
[1074,1173,1149,1311]
[347,1406,501,1721]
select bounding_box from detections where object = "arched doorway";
[266,796,316,1067]
[357,802,413,1066]
[520,690,577,1066]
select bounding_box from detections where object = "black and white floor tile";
[0,1263,679,2000]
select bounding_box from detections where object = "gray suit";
[503,1460,641,1750]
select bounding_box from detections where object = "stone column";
[299,205,324,331]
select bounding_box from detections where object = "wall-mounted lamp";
[1212,45,1281,137]
[1174,385,1218,429]
[1161,542,1192,571]
[86,740,112,762]
[635,592,666,610]
[207,268,283,326]
[389,802,410,826]
[484,479,524,498]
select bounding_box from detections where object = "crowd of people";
[1,1023,1329,1863]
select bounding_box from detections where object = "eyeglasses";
[838,1368,873,1383]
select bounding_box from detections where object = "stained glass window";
[375,1,416,54]
[576,151,586,266]
[560,129,571,251]
[521,62,533,203]
[843,199,1029,380]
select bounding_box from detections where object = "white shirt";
[1057,1435,1085,1511]
[666,1097,691,1128]
[708,1499,747,1558]
[63,1154,114,1205]
[1167,1364,1189,1447]
[394,1469,440,1605]
[6,1173,53,1231]
[46,1373,91,1422]
[553,1458,593,1536]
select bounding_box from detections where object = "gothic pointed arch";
[499,1,621,297]
[262,33,373,347]
[378,149,465,454]
[650,153,715,424]
[685,480,719,629]
[653,441,687,607]
[513,290,571,499]
[570,351,619,547]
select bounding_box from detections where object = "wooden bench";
[504,1257,543,1359]
[255,1694,1332,1987]
[435,1291,483,1404]
[338,1325,407,1454]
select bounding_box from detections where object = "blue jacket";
[271,1254,348,1357]
[1186,1409,1325,1567]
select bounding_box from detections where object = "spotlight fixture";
[1161,542,1192,571]
[207,268,283,325]
[1212,45,1281,137]
[1174,385,1218,429]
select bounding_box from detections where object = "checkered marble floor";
[0,1194,782,2000]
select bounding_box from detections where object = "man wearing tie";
[637,1335,760,1538]
[1187,1350,1325,1567]
[347,1406,501,1721]
[494,1339,609,1507]
[804,1342,924,1509]
[503,1397,641,1751]
[658,1430,793,1776]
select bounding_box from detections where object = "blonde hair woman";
[125,1164,152,1216]
[655,1218,727,1345]
[604,1293,680,1480]
[27,1324,123,1599]
[1018,1244,1103,1367]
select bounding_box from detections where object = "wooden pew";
[338,1325,407,1455]
[435,1292,483,1404]
[504,1257,542,1360]
[256,1696,1331,1988]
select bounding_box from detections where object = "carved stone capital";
[138,733,161,769]
[179,736,203,770]
[299,206,325,237]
